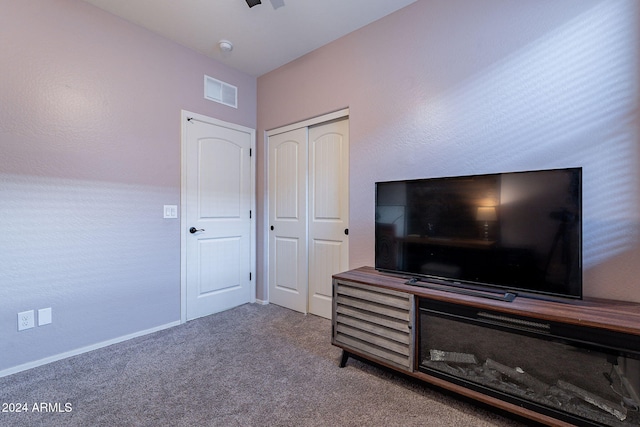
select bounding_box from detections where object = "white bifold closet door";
[268,115,349,319]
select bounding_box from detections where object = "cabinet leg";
[339,350,350,368]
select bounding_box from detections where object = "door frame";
[180,110,256,324]
[264,108,349,305]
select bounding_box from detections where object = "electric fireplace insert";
[418,299,640,426]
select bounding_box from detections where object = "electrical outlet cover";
[18,310,35,331]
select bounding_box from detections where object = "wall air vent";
[204,75,237,108]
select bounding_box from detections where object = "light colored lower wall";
[0,0,256,373]
[256,0,640,303]
[0,320,180,378]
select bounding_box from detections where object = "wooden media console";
[332,267,640,426]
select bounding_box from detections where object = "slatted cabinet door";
[332,279,414,371]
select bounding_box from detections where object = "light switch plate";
[163,205,178,219]
[38,307,52,326]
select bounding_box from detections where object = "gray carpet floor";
[0,303,529,427]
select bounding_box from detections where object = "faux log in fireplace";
[419,299,638,426]
[332,267,640,427]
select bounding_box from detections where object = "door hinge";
[249,272,252,281]
[249,210,252,219]
[249,148,252,157]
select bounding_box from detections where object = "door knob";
[344,228,349,235]
[189,227,205,234]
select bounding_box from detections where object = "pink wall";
[0,0,256,373]
[257,0,640,302]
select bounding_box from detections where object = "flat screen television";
[375,167,582,300]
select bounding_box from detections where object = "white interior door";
[268,127,308,313]
[184,116,254,321]
[308,119,349,318]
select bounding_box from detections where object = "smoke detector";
[218,40,233,53]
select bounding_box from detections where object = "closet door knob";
[190,227,205,234]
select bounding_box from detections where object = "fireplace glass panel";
[419,305,640,426]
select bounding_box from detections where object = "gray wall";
[0,0,256,373]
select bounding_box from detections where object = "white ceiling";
[81,0,417,77]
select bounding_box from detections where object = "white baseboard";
[0,320,181,379]
[255,298,269,305]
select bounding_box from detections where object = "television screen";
[375,168,582,299]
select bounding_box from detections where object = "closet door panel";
[308,119,349,319]
[268,128,308,313]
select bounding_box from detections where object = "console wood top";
[334,266,640,336]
